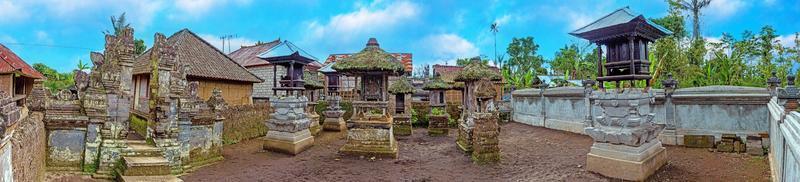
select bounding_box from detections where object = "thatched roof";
[422,76,452,90]
[303,71,324,90]
[454,59,502,82]
[332,38,405,75]
[389,77,415,94]
[476,80,496,98]
[133,29,262,83]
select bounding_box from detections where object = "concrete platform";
[323,117,346,131]
[262,130,314,155]
[121,175,183,182]
[586,141,668,181]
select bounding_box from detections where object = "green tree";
[105,12,147,55]
[32,63,75,92]
[76,59,91,71]
[505,37,546,88]
[135,39,146,55]
[550,43,597,80]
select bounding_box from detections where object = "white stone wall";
[248,65,286,101]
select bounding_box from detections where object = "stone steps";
[119,156,172,176]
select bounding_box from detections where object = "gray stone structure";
[263,96,314,154]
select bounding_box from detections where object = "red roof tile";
[0,44,44,79]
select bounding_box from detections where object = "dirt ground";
[175,122,770,182]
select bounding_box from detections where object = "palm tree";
[490,22,499,66]
[76,59,90,71]
[104,12,130,35]
[670,0,712,40]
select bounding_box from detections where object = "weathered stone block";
[586,141,668,181]
[683,135,715,148]
[262,130,314,155]
[428,115,449,137]
[339,127,398,158]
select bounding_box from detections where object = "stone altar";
[263,96,314,155]
[322,96,346,131]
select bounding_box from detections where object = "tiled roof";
[325,53,412,73]
[230,40,323,69]
[133,29,262,83]
[0,44,44,79]
[569,7,672,35]
[432,64,501,83]
[228,39,281,67]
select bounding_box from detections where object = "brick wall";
[248,65,286,101]
[221,104,269,144]
[11,112,45,182]
[0,74,12,95]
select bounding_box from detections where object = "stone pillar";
[584,89,667,181]
[779,75,800,114]
[322,96,346,131]
[659,74,679,145]
[392,93,412,136]
[263,96,314,155]
[307,101,321,136]
[767,71,781,97]
[470,112,500,163]
[429,90,449,136]
[582,77,595,127]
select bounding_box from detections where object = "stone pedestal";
[322,110,346,131]
[470,113,500,163]
[428,114,449,136]
[263,96,314,155]
[586,140,668,181]
[393,114,412,136]
[456,117,473,153]
[585,90,667,180]
[308,114,321,136]
[339,101,398,158]
[339,120,398,158]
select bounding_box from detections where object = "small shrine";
[388,76,415,136]
[569,7,671,181]
[259,42,317,155]
[422,75,453,136]
[320,63,346,131]
[304,71,324,136]
[333,38,406,158]
[454,58,502,163]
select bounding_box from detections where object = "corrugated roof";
[0,44,44,79]
[569,7,672,35]
[228,39,280,67]
[133,29,263,83]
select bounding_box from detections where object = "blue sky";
[0,0,798,72]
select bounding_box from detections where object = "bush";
[314,100,354,122]
[431,107,446,115]
[411,101,429,127]
[129,115,149,138]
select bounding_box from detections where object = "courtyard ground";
[176,122,770,182]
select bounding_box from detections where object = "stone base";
[339,128,398,158]
[262,130,314,155]
[428,128,449,136]
[309,114,321,136]
[586,140,668,181]
[322,117,346,131]
[393,124,412,136]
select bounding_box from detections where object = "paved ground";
[175,122,770,182]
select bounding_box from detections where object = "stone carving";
[322,95,346,131]
[263,96,314,154]
[585,90,663,146]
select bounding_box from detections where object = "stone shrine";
[388,76,415,136]
[423,76,453,136]
[304,71,324,136]
[569,7,671,181]
[260,44,317,155]
[454,58,502,163]
[333,38,405,158]
[320,63,347,131]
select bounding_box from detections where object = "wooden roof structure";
[0,44,44,79]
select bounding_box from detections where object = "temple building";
[432,64,503,104]
[131,29,262,110]
[324,50,412,101]
[0,43,45,108]
[229,40,322,103]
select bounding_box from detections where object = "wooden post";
[596,43,604,90]
[628,37,636,88]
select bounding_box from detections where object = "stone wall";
[221,104,269,144]
[512,86,770,145]
[11,112,46,182]
[248,65,286,102]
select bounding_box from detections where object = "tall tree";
[505,37,546,88]
[670,0,712,40]
[490,22,500,67]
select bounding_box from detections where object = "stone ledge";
[586,143,667,181]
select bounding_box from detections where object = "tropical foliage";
[502,37,547,88]
[32,63,74,92]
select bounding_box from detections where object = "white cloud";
[777,34,798,48]
[494,14,512,26]
[0,1,28,23]
[198,34,256,54]
[705,0,746,20]
[173,0,252,19]
[35,31,54,44]
[305,1,420,43]
[422,33,479,62]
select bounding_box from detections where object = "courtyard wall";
[11,112,46,182]
[221,104,269,144]
[511,85,771,145]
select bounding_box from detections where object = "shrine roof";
[303,71,324,90]
[422,76,452,90]
[569,7,672,38]
[454,59,502,82]
[332,38,406,75]
[389,77,415,94]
